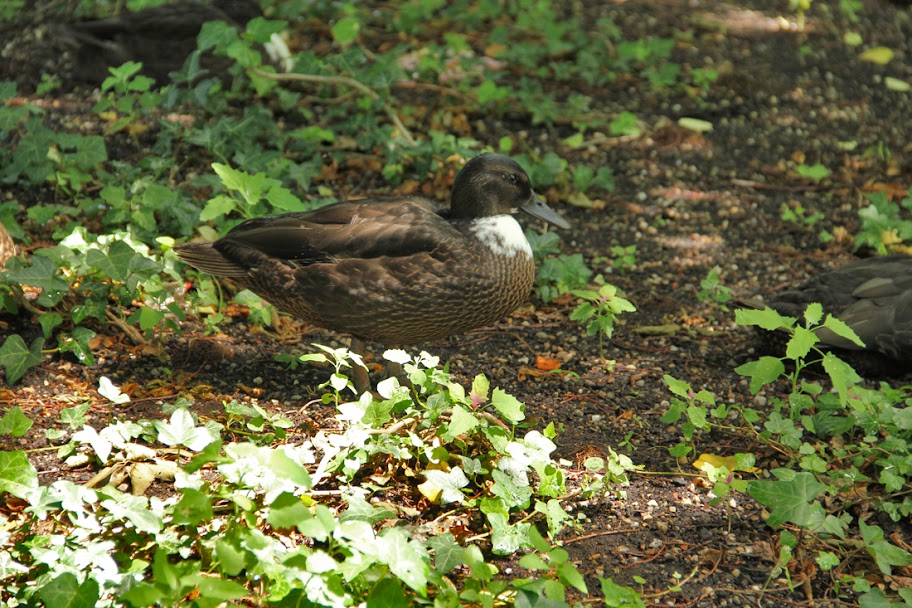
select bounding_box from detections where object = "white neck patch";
[469,215,532,257]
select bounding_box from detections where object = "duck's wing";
[216,198,459,266]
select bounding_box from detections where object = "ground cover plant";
[2,0,912,606]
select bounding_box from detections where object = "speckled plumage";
[745,255,912,372]
[176,153,569,346]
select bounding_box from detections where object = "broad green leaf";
[860,520,912,575]
[0,335,44,384]
[442,407,479,442]
[378,527,430,594]
[490,388,525,424]
[267,492,310,530]
[803,302,823,325]
[0,407,32,437]
[154,408,217,451]
[101,492,162,534]
[735,306,796,331]
[599,578,646,608]
[5,256,68,306]
[367,578,408,608]
[822,353,861,405]
[822,314,865,347]
[427,533,464,575]
[37,573,99,608]
[786,326,818,360]
[747,472,830,529]
[419,467,468,504]
[734,356,785,393]
[485,511,531,555]
[197,577,248,601]
[0,450,39,498]
[172,488,214,527]
[331,16,361,45]
[86,239,136,282]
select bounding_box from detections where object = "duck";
[176,153,570,386]
[54,0,291,85]
[741,255,912,373]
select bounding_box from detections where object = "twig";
[252,68,417,147]
[105,309,147,346]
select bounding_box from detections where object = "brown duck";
[176,153,569,376]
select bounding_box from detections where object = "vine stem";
[251,68,417,147]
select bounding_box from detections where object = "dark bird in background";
[742,255,912,374]
[176,153,569,389]
[54,0,290,84]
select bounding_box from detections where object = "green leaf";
[0,407,32,437]
[599,577,646,608]
[367,578,408,608]
[172,488,214,526]
[86,240,136,282]
[0,334,44,384]
[5,255,69,306]
[427,533,464,575]
[490,388,525,425]
[0,450,39,498]
[154,408,218,451]
[735,307,796,331]
[822,353,861,405]
[267,492,310,530]
[197,577,248,602]
[747,472,831,529]
[199,195,237,222]
[795,163,831,182]
[734,356,785,393]
[37,572,100,608]
[442,407,480,442]
[786,326,818,360]
[377,527,430,594]
[822,314,865,348]
[331,16,361,45]
[860,520,912,575]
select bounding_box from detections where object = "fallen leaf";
[536,356,561,371]
[859,46,894,64]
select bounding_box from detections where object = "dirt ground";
[2,0,912,606]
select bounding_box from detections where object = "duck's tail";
[174,242,249,277]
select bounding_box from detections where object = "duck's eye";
[506,173,518,183]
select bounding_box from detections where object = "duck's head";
[450,153,570,229]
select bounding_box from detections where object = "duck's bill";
[521,193,570,229]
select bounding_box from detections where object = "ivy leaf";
[0,450,39,499]
[747,472,831,530]
[860,520,912,575]
[331,16,361,46]
[5,256,69,306]
[37,573,100,608]
[73,425,113,463]
[98,376,130,404]
[419,467,469,504]
[0,407,32,437]
[427,533,464,575]
[0,334,44,384]
[377,527,430,594]
[154,408,218,452]
[367,577,408,608]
